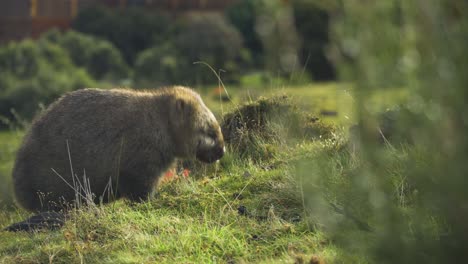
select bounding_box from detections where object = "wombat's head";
[169,87,225,163]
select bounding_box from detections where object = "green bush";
[41,29,129,80]
[174,14,245,84]
[292,0,336,81]
[0,39,95,122]
[299,1,468,263]
[72,6,171,65]
[135,14,246,85]
[0,40,43,79]
[134,44,181,86]
[226,0,264,67]
[227,0,338,80]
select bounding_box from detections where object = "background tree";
[135,14,245,86]
[175,14,245,84]
[255,0,301,77]
[134,44,180,86]
[292,0,336,81]
[72,6,171,66]
[226,0,264,67]
[42,29,129,80]
[0,39,94,122]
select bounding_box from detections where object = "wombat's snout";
[214,145,225,160]
[196,142,225,163]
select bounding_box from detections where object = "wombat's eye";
[207,131,217,139]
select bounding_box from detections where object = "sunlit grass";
[0,134,366,263]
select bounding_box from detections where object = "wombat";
[12,86,225,213]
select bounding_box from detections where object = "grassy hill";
[0,83,408,263]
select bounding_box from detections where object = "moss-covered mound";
[221,95,335,160]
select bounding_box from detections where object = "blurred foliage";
[0,39,95,122]
[72,2,336,85]
[0,29,130,124]
[42,29,129,80]
[298,0,468,263]
[226,0,264,67]
[173,14,246,84]
[254,0,301,77]
[134,44,181,86]
[226,0,337,81]
[136,14,246,86]
[72,6,171,65]
[292,0,336,81]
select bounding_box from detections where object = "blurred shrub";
[72,3,340,84]
[348,105,430,150]
[300,0,468,263]
[174,14,245,84]
[226,0,264,67]
[0,39,95,122]
[0,40,43,79]
[135,14,246,85]
[72,6,171,65]
[227,0,337,80]
[292,0,336,81]
[254,0,301,77]
[42,29,129,80]
[134,44,181,86]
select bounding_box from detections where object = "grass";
[0,131,23,208]
[0,83,409,263]
[0,142,366,263]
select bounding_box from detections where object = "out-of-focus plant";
[135,14,246,86]
[134,44,181,86]
[255,0,301,77]
[72,6,171,65]
[174,13,245,84]
[292,0,336,81]
[300,0,468,263]
[0,39,95,123]
[226,0,264,67]
[42,29,129,80]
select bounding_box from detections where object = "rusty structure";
[0,0,238,43]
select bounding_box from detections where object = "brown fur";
[12,86,224,211]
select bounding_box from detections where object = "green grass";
[0,141,367,263]
[0,131,23,208]
[0,141,364,263]
[0,83,409,263]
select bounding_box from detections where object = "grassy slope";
[0,142,363,263]
[0,84,407,263]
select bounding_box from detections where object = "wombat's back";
[12,89,152,211]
